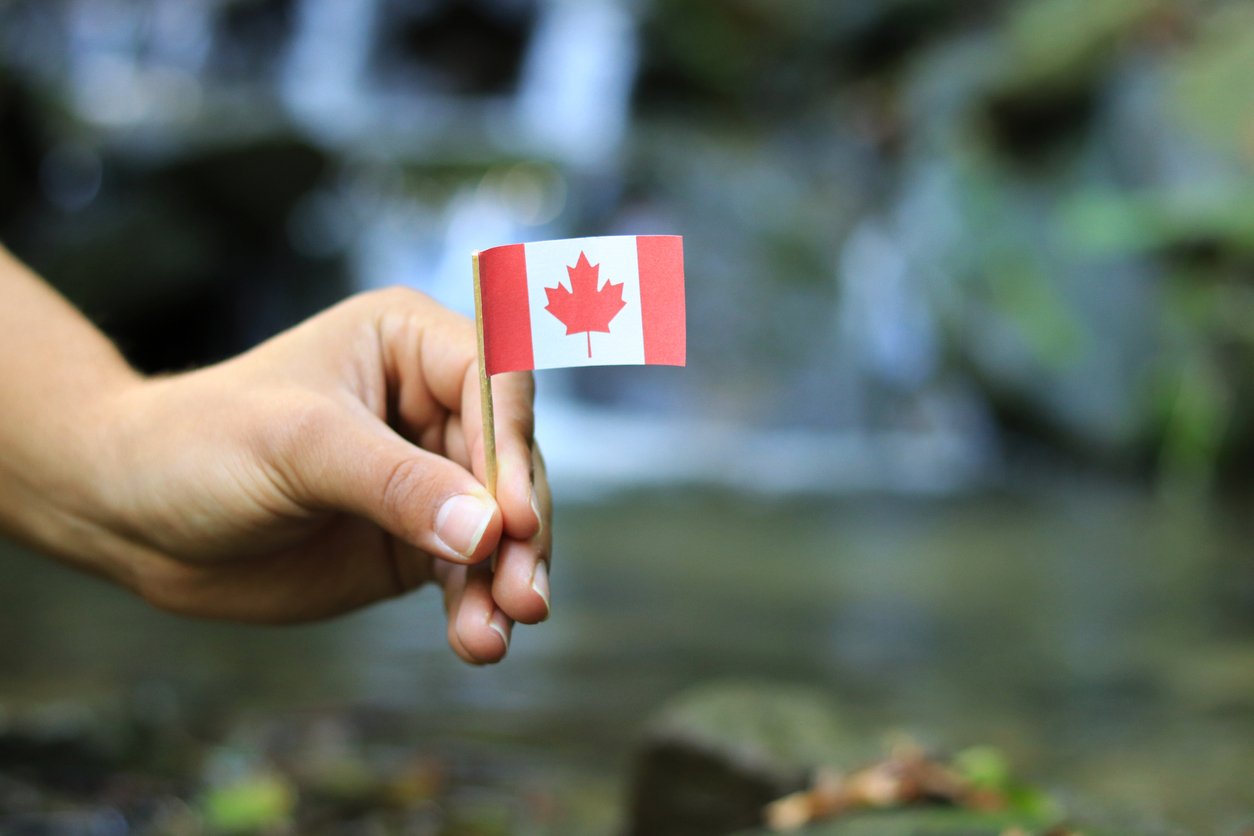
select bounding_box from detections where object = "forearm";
[0,246,142,575]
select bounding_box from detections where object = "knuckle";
[378,456,435,541]
[257,396,341,496]
[369,285,432,309]
[267,396,335,454]
[465,433,486,477]
[509,406,536,446]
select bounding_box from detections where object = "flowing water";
[1,483,1251,832]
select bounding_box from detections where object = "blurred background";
[0,0,1251,834]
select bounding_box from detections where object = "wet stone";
[627,681,863,836]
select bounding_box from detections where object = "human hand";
[89,288,550,664]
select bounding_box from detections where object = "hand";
[89,288,550,664]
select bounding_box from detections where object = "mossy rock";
[627,681,867,836]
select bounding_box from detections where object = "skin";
[0,246,551,665]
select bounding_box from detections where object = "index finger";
[374,289,540,542]
[461,368,539,543]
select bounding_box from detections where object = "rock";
[624,683,1129,836]
[626,681,863,836]
[0,704,124,796]
[742,808,1070,836]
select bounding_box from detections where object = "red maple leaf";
[544,251,627,358]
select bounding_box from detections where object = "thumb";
[274,403,502,563]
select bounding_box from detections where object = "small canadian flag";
[476,235,685,375]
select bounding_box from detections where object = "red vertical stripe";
[636,235,686,366]
[479,243,534,374]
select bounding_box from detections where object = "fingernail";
[488,611,510,651]
[529,487,544,534]
[434,495,493,559]
[530,561,551,619]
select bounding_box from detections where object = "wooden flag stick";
[472,251,498,496]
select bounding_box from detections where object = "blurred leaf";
[954,746,1061,820]
[643,0,782,95]
[1061,187,1254,255]
[1171,6,1254,164]
[953,746,1010,790]
[1058,191,1160,254]
[949,162,1088,368]
[201,771,294,835]
[1006,0,1159,88]
[1156,344,1229,494]
[987,259,1086,367]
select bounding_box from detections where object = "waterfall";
[279,0,381,140]
[515,0,638,168]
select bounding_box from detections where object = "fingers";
[325,289,552,664]
[269,400,502,565]
[491,444,552,624]
[492,538,549,624]
[485,371,542,543]
[369,289,540,546]
[451,361,537,545]
[436,560,511,664]
[436,443,550,663]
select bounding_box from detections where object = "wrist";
[2,369,150,585]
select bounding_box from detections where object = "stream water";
[1,483,1251,833]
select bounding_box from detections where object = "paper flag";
[477,235,685,375]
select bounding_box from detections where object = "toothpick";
[472,251,498,497]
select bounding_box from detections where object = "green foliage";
[961,0,1254,487]
[200,771,295,835]
[1153,279,1237,492]
[1005,0,1159,88]
[1171,7,1254,161]
[1061,188,1254,257]
[954,746,1061,820]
